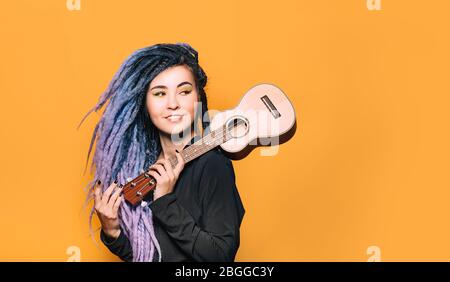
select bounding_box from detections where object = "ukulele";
[122,83,296,206]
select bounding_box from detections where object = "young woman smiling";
[80,43,245,262]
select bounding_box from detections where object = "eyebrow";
[150,81,192,91]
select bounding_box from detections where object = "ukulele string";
[131,125,228,196]
[128,120,245,200]
[183,118,246,161]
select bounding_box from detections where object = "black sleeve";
[149,153,245,262]
[100,227,133,262]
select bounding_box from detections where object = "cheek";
[180,95,199,117]
[146,97,164,121]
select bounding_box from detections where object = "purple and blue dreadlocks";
[79,43,210,261]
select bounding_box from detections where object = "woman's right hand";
[94,181,123,239]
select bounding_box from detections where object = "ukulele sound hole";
[226,116,249,138]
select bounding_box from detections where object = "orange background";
[1,0,450,261]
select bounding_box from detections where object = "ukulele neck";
[168,123,231,167]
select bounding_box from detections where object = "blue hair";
[79,43,209,261]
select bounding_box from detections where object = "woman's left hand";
[147,150,185,201]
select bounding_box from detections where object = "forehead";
[149,65,194,88]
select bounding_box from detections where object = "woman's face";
[146,64,199,137]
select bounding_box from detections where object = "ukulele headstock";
[122,171,157,206]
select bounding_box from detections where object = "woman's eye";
[153,92,165,97]
[180,90,191,95]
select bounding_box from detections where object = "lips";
[165,114,184,122]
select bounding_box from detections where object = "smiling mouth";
[165,115,184,122]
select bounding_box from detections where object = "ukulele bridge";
[261,94,281,119]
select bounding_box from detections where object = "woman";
[80,43,245,262]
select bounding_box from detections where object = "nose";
[167,92,180,110]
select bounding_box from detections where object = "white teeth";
[166,115,182,122]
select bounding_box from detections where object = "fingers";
[150,163,169,181]
[161,159,175,180]
[147,169,162,184]
[107,185,123,209]
[113,195,123,214]
[101,181,117,206]
[93,181,102,210]
[148,152,185,183]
